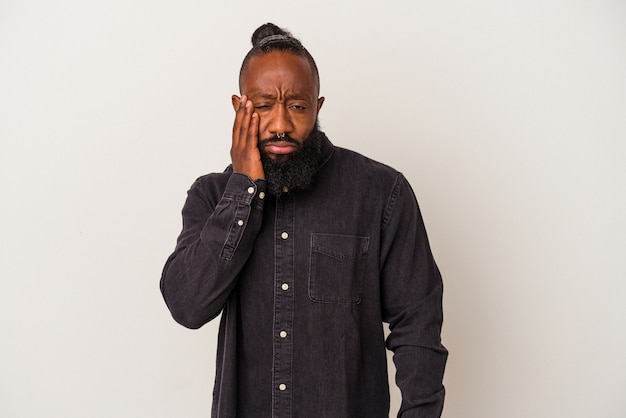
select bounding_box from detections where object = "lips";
[263,140,298,155]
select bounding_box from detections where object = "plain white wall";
[1,1,625,417]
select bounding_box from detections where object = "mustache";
[258,134,299,146]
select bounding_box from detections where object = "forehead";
[241,51,317,98]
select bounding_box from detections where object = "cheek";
[257,117,272,136]
[295,115,317,134]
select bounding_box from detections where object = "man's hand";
[230,95,264,180]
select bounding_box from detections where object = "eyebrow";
[251,93,276,100]
[250,92,312,101]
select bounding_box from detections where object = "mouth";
[262,140,299,156]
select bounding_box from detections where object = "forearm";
[160,173,266,328]
[388,282,447,417]
[390,307,447,417]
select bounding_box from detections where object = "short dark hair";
[239,23,320,92]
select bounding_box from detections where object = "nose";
[268,104,293,136]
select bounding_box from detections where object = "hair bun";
[251,23,292,47]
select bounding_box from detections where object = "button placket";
[272,195,295,417]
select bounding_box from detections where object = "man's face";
[235,51,324,162]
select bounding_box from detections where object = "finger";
[238,98,254,148]
[238,98,254,144]
[246,111,259,150]
[232,95,248,148]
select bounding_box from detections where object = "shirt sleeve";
[160,172,267,329]
[380,173,448,418]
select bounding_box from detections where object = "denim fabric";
[161,134,447,418]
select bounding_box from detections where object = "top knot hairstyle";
[239,23,320,93]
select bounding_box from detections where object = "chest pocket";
[308,233,370,304]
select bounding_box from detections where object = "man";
[161,23,447,418]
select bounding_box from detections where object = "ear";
[231,95,241,111]
[316,96,325,113]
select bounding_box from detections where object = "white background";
[1,1,625,417]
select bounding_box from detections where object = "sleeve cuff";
[224,173,268,206]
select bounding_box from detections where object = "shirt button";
[237,220,244,226]
[281,283,289,291]
[282,186,289,193]
[280,331,287,338]
[247,186,255,194]
[259,191,265,199]
[278,384,287,391]
[281,232,288,239]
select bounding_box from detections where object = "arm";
[160,95,266,329]
[160,173,266,328]
[380,173,448,417]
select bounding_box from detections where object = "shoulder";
[324,145,418,222]
[187,166,234,201]
[328,145,403,187]
[192,170,230,188]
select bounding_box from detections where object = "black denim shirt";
[161,135,447,418]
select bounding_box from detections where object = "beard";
[258,123,324,197]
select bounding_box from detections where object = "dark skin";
[230,51,325,180]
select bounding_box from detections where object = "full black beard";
[259,127,324,197]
